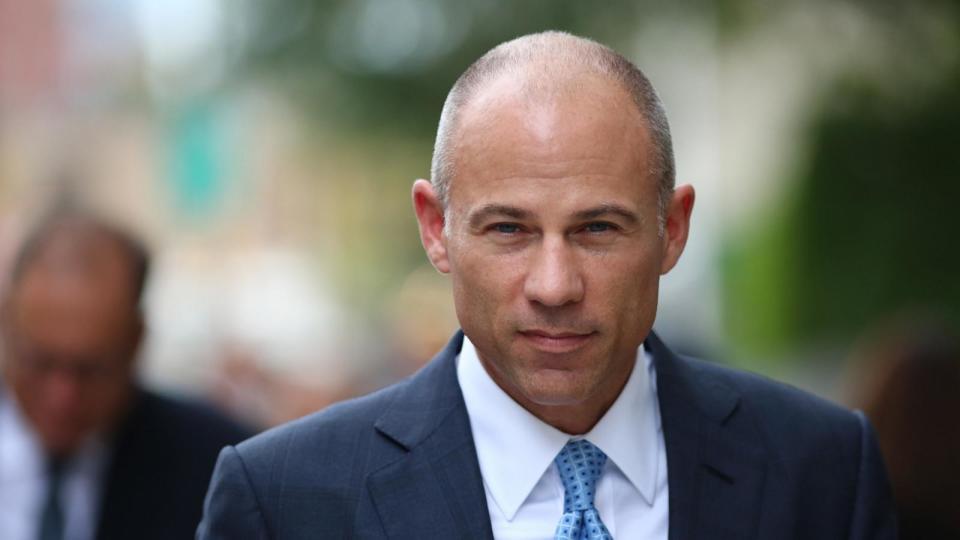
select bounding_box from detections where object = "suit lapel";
[94,390,147,539]
[649,333,768,540]
[368,332,494,540]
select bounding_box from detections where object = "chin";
[519,371,593,407]
[40,426,87,454]
[42,437,81,456]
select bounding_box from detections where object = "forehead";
[9,242,137,353]
[450,73,655,210]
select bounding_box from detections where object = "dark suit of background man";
[0,212,251,540]
[199,31,897,539]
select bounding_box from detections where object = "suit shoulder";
[99,389,255,539]
[681,356,864,457]
[216,376,415,516]
[234,376,407,463]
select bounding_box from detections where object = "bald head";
[431,31,675,220]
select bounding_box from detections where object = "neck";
[477,352,635,436]
[532,403,612,435]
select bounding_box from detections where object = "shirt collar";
[456,335,662,521]
[582,343,661,506]
[0,381,111,479]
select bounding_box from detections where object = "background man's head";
[413,31,694,433]
[1,211,149,456]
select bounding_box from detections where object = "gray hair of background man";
[430,31,676,229]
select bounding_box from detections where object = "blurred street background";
[1,0,958,428]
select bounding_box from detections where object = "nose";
[43,368,85,414]
[523,236,584,307]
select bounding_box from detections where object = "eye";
[583,222,617,233]
[492,223,522,234]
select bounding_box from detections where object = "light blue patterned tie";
[554,439,613,540]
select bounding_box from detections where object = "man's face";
[1,247,140,456]
[414,76,693,429]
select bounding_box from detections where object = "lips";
[518,329,595,353]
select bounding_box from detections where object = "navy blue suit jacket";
[197,332,897,539]
[95,388,252,539]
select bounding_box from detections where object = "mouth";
[518,329,596,353]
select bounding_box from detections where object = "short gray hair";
[430,31,676,224]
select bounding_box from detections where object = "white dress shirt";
[457,336,669,540]
[0,388,108,540]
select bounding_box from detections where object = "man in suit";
[0,211,251,540]
[198,31,896,539]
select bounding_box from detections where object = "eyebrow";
[574,204,640,225]
[466,202,641,228]
[467,204,531,228]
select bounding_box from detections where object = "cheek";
[589,254,660,325]
[451,251,524,313]
[451,254,522,337]
[90,389,123,420]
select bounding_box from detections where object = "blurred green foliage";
[726,4,960,359]
[791,69,960,341]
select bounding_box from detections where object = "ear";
[412,179,451,273]
[0,294,10,328]
[660,184,695,275]
[114,309,145,376]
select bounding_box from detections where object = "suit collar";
[369,331,495,539]
[648,331,769,540]
[373,332,466,450]
[647,331,740,424]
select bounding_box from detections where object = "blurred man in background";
[0,211,251,540]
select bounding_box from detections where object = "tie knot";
[555,439,607,512]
